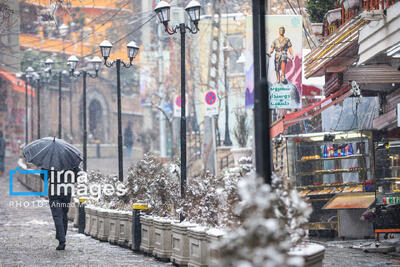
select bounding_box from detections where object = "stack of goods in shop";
[382,196,400,205]
[323,143,354,158]
[298,182,365,196]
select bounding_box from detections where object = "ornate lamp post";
[43,58,68,139]
[154,0,201,200]
[68,55,101,172]
[99,40,140,181]
[19,67,34,144]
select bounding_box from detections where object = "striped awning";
[304,17,365,79]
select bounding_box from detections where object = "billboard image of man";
[267,26,294,84]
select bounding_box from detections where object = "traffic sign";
[174,94,188,117]
[204,90,219,116]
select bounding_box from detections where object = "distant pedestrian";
[124,121,134,158]
[0,131,5,176]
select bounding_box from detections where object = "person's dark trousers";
[49,195,71,244]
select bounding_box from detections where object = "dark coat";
[124,126,134,147]
[41,167,80,198]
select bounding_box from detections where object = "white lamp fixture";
[91,56,102,72]
[126,41,139,62]
[67,55,79,71]
[154,1,171,24]
[185,0,201,24]
[99,40,113,61]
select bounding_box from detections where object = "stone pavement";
[0,156,169,267]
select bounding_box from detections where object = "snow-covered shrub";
[122,153,181,218]
[85,171,125,209]
[183,171,222,226]
[272,174,312,246]
[218,170,241,228]
[217,173,311,267]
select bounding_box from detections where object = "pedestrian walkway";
[87,157,138,176]
[0,157,169,267]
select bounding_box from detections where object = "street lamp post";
[42,58,67,140]
[223,46,233,146]
[24,67,34,144]
[99,40,140,182]
[68,55,102,172]
[36,75,41,139]
[154,0,201,200]
[30,71,42,139]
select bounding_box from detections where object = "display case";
[373,144,400,240]
[284,130,375,235]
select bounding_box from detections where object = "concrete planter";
[230,147,252,166]
[206,228,226,267]
[289,243,325,267]
[117,211,131,248]
[140,215,155,254]
[97,208,110,241]
[73,200,79,228]
[153,217,179,260]
[128,212,133,248]
[89,207,99,239]
[170,222,197,266]
[84,206,92,236]
[188,226,209,267]
[108,209,120,245]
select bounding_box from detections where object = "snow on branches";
[217,173,312,267]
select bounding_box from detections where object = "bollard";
[132,203,149,251]
[96,143,101,158]
[78,198,88,234]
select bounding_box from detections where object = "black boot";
[56,242,66,250]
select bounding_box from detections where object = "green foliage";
[305,0,338,23]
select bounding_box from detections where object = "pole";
[37,79,40,139]
[31,83,34,141]
[70,83,73,138]
[116,59,124,182]
[223,51,232,146]
[58,71,62,139]
[83,71,87,172]
[25,79,28,145]
[252,0,271,184]
[179,23,186,199]
[158,25,167,157]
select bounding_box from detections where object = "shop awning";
[270,84,353,138]
[304,17,365,79]
[0,68,35,97]
[322,192,375,210]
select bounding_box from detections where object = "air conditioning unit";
[360,9,384,21]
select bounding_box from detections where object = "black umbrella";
[23,137,82,171]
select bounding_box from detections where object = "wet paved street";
[316,239,400,266]
[0,156,169,267]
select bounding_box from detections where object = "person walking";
[23,137,82,251]
[0,131,5,176]
[42,167,79,250]
[124,121,134,158]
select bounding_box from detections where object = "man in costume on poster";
[267,26,294,84]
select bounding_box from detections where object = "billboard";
[245,15,303,109]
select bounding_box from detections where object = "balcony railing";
[324,0,398,36]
